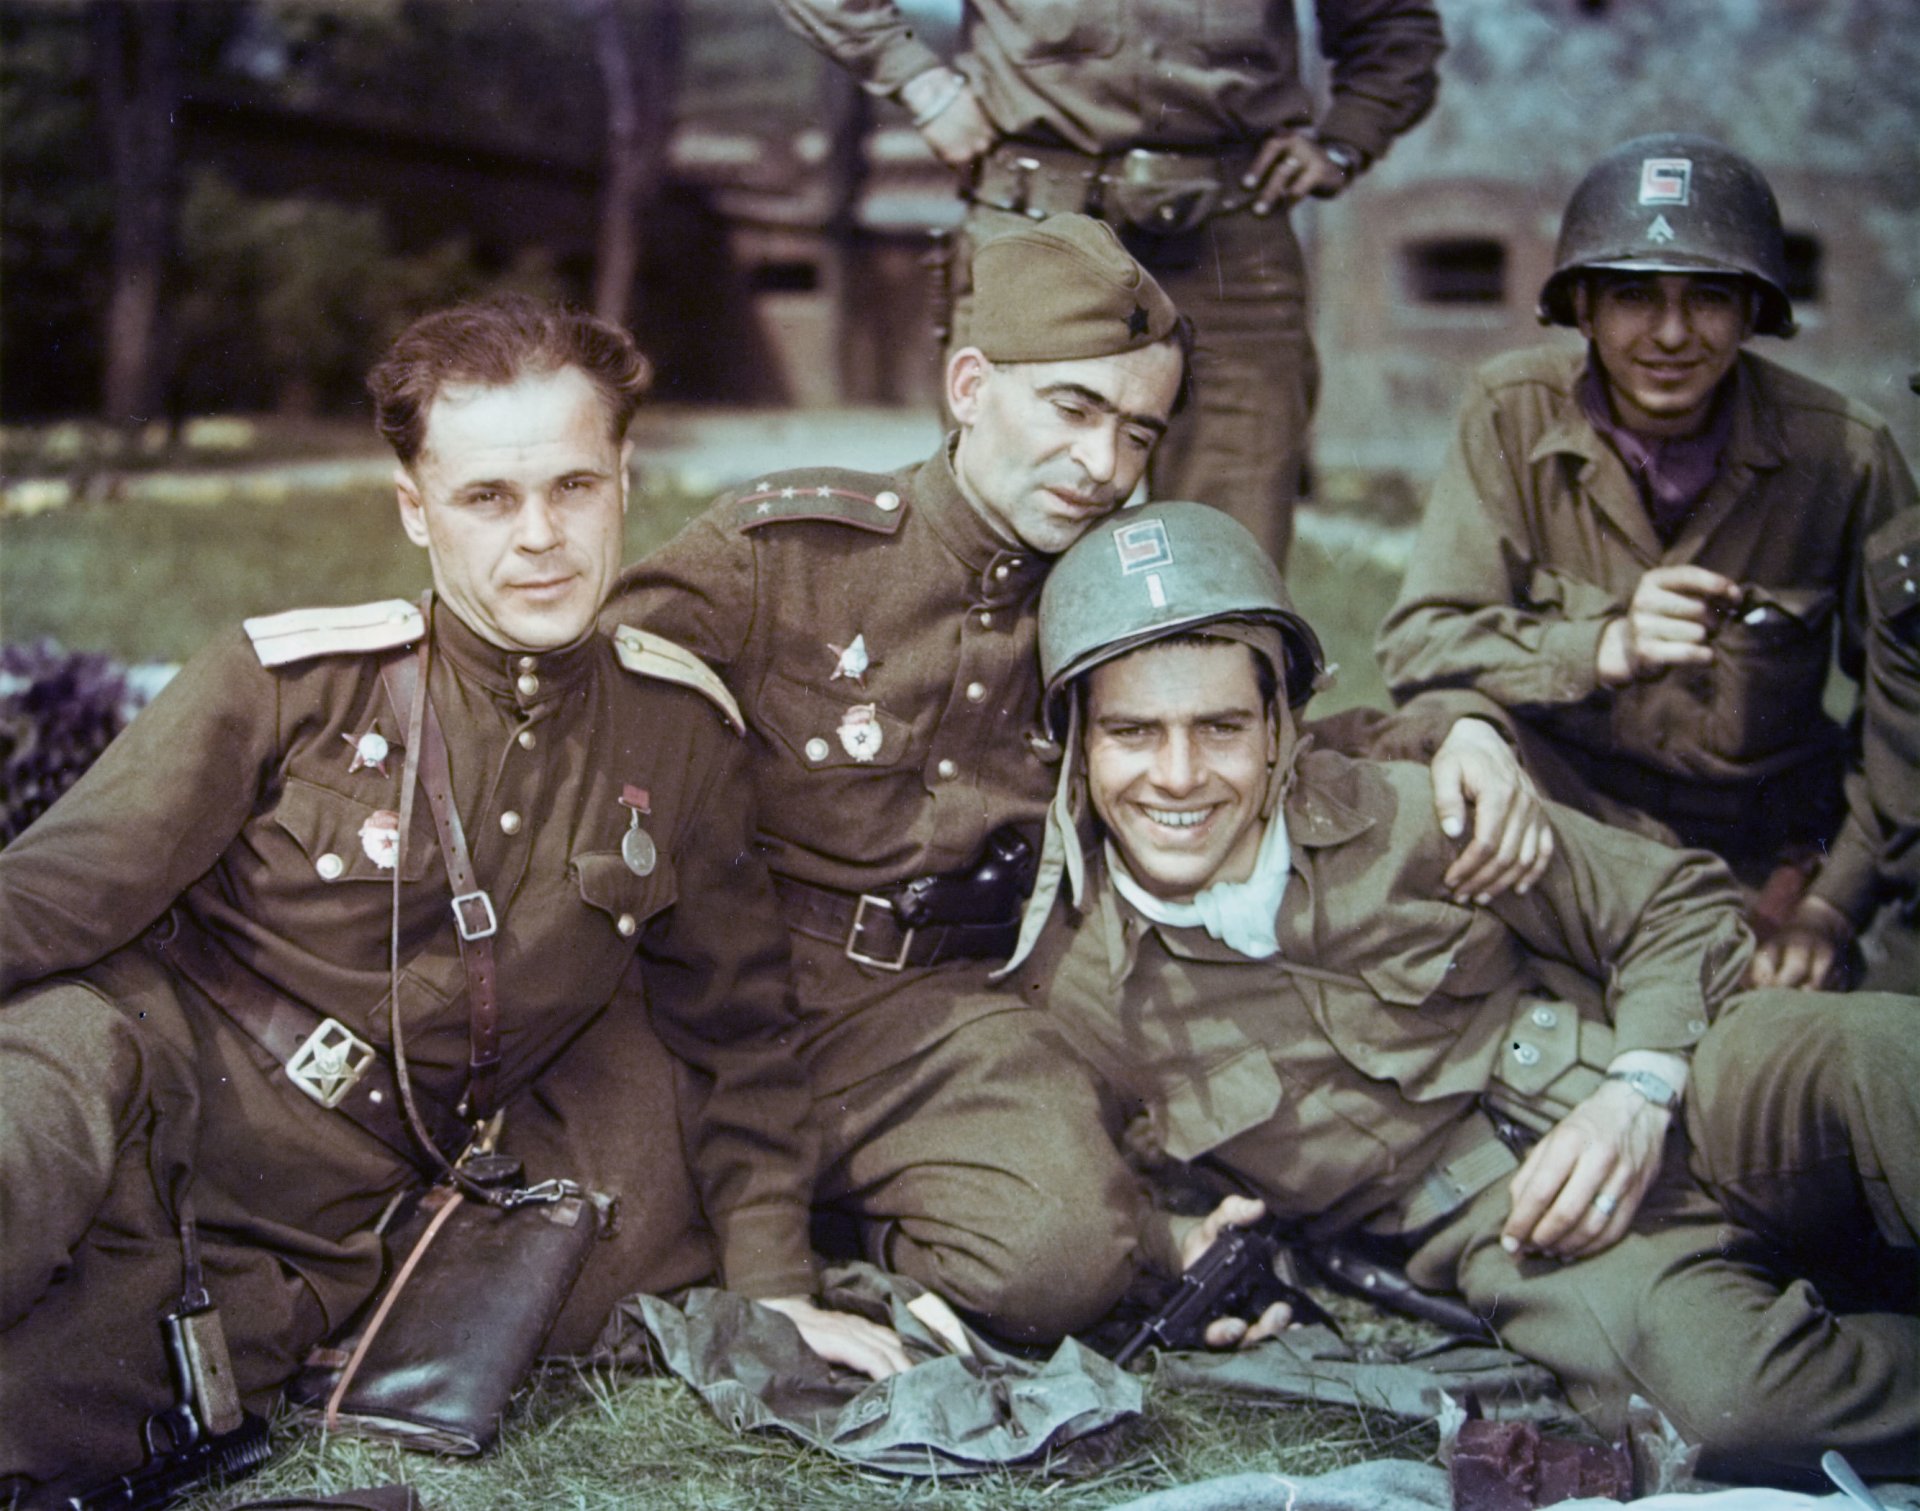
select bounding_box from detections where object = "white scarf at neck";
[1106,810,1291,959]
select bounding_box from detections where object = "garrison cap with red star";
[969,213,1180,363]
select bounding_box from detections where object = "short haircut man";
[1377,133,1919,991]
[0,296,855,1494]
[1015,500,1920,1482]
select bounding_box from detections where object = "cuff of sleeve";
[875,42,950,97]
[715,1201,818,1300]
[1528,617,1610,705]
[1316,103,1395,163]
[1610,987,1714,1058]
[1807,841,1878,929]
[1139,1206,1186,1279]
[1380,690,1516,761]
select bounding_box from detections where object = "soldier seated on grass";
[1376,133,1919,991]
[0,295,905,1503]
[1010,501,1920,1484]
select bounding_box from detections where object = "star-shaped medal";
[1126,303,1151,338]
[829,633,871,685]
[343,722,392,776]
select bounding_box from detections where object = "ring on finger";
[1592,1192,1619,1217]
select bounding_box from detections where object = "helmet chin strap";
[1260,690,1301,821]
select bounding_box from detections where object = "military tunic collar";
[917,441,1051,605]
[429,598,599,708]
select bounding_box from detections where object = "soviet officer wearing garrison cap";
[772,0,1446,568]
[1379,134,1919,987]
[1013,502,1920,1482]
[607,213,1548,1343]
[0,297,904,1498]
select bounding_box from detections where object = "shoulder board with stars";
[612,625,745,735]
[243,599,424,668]
[1868,512,1920,624]
[733,470,907,536]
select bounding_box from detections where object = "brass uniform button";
[500,811,522,835]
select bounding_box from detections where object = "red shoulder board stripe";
[735,481,906,535]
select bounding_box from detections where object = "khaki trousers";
[1410,988,1919,1481]
[791,933,1140,1342]
[0,953,714,1500]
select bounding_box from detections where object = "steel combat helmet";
[1538,133,1793,337]
[1039,501,1326,732]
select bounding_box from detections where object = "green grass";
[175,1351,1436,1510]
[0,484,711,665]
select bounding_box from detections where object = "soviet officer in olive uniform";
[1013,502,1920,1481]
[772,0,1446,566]
[0,297,901,1499]
[607,215,1548,1344]
[1378,134,1918,977]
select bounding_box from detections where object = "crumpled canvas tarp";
[1104,1460,1453,1511]
[589,1262,1143,1476]
[1149,1322,1581,1428]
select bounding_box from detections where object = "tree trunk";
[590,0,678,330]
[821,67,870,400]
[93,0,180,429]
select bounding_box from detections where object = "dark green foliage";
[0,639,137,845]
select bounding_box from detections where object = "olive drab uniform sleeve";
[0,627,317,998]
[1810,510,1920,926]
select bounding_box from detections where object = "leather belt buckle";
[286,1017,378,1110]
[846,893,914,973]
[451,889,498,941]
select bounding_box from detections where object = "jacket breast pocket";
[755,670,915,772]
[1150,1044,1284,1163]
[1699,586,1836,763]
[572,850,678,938]
[1612,585,1837,769]
[271,776,434,884]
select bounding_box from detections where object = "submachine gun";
[69,1298,271,1510]
[1113,1222,1494,1368]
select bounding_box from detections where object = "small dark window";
[750,260,819,294]
[1403,238,1507,305]
[1782,232,1822,304]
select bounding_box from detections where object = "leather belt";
[969,138,1264,230]
[1384,1110,1524,1236]
[150,911,472,1166]
[771,874,1019,973]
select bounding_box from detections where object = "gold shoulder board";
[243,600,424,668]
[612,625,745,734]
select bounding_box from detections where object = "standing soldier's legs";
[790,941,1139,1343]
[1130,211,1316,569]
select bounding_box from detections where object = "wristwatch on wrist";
[1606,1068,1680,1109]
[1318,139,1365,180]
